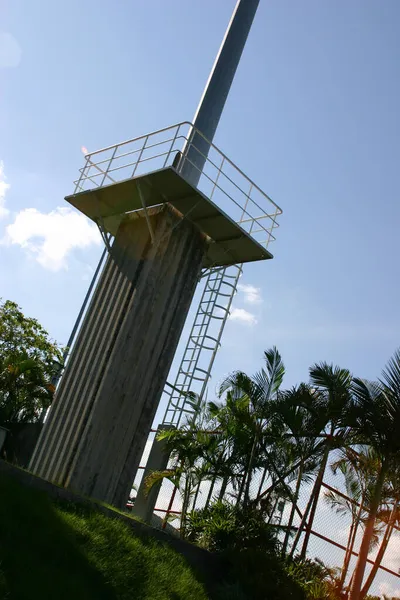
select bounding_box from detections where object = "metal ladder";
[162,263,242,426]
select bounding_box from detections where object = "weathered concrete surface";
[29,205,208,507]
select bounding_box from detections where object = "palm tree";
[357,463,400,598]
[218,346,285,506]
[208,388,257,503]
[325,459,363,593]
[326,447,380,594]
[360,500,400,598]
[275,384,324,555]
[290,362,353,558]
[144,398,216,536]
[348,349,400,600]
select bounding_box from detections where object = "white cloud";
[237,283,262,304]
[229,307,257,325]
[0,32,22,68]
[4,207,101,271]
[0,162,10,219]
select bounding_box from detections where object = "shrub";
[221,549,306,600]
[286,557,340,600]
[186,501,306,600]
[185,500,280,553]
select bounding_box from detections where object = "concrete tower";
[29,1,282,509]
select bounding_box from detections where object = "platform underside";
[66,167,272,268]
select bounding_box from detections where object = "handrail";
[74,121,283,253]
[80,121,282,212]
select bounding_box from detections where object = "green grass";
[0,475,209,600]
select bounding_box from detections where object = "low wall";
[1,423,43,467]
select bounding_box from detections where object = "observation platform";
[66,121,282,269]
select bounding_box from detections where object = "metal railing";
[73,121,282,252]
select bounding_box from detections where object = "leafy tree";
[0,300,63,425]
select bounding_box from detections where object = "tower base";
[29,205,207,507]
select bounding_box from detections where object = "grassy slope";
[0,476,209,600]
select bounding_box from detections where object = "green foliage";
[0,300,63,425]
[148,347,400,599]
[0,563,9,599]
[286,557,339,600]
[185,500,280,553]
[145,400,218,533]
[220,550,306,600]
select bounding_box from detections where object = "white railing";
[73,122,282,250]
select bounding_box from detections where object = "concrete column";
[29,205,207,508]
[132,424,174,523]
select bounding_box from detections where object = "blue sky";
[1,0,400,393]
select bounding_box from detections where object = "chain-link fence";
[131,434,400,599]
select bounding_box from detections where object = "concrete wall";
[30,205,207,507]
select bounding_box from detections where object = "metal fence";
[131,438,400,599]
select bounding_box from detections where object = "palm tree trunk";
[360,500,398,598]
[268,495,280,524]
[282,465,303,556]
[256,467,268,498]
[219,476,228,500]
[192,481,201,511]
[236,471,247,505]
[289,483,314,557]
[242,426,260,505]
[340,493,366,592]
[180,474,192,538]
[341,523,355,588]
[349,461,388,600]
[205,474,217,509]
[255,438,326,504]
[299,445,330,559]
[344,572,355,600]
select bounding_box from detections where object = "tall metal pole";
[136,1,262,521]
[163,0,261,425]
[182,0,260,186]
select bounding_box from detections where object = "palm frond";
[144,469,179,496]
